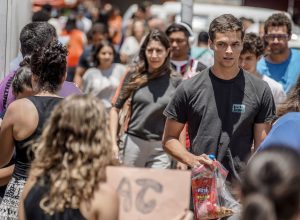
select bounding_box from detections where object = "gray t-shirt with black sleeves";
[164,68,275,175]
[115,72,181,141]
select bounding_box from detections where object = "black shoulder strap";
[2,74,15,112]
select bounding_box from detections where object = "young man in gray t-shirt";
[163,14,275,180]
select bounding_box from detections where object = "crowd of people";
[0,1,300,220]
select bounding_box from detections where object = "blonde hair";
[31,94,117,215]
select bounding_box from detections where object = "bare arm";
[162,118,213,168]
[90,183,119,220]
[73,66,86,89]
[176,125,188,170]
[253,122,272,151]
[0,165,14,186]
[18,174,37,220]
[120,53,129,64]
[0,105,15,167]
[109,107,120,157]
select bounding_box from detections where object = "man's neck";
[211,64,240,80]
[171,55,189,62]
[253,70,262,79]
[267,48,290,64]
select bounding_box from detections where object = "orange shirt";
[108,15,122,45]
[61,29,85,67]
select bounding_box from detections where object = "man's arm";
[162,118,212,168]
[253,122,272,151]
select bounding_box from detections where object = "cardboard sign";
[106,166,191,220]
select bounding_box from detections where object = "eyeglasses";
[264,34,289,41]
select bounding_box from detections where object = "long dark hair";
[277,76,300,117]
[91,40,116,67]
[121,29,171,99]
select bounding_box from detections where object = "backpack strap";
[2,74,15,112]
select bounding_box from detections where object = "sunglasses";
[264,34,289,41]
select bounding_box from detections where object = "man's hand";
[176,161,188,170]
[112,143,119,160]
[187,154,214,169]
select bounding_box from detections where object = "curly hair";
[30,95,118,215]
[241,33,264,57]
[264,13,292,36]
[30,40,67,93]
[277,76,300,117]
[209,14,244,42]
[12,56,32,95]
[20,22,57,57]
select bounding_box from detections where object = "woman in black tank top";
[19,95,118,220]
[0,41,67,220]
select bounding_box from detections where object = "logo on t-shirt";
[232,104,245,113]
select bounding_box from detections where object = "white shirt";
[262,75,286,106]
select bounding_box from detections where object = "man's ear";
[208,39,214,50]
[257,55,263,61]
[62,71,67,83]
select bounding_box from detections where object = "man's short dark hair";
[91,23,108,35]
[209,14,244,41]
[19,22,57,57]
[197,31,209,44]
[32,10,50,22]
[241,33,264,57]
[165,23,190,38]
[264,13,292,36]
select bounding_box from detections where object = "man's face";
[265,26,290,55]
[168,31,189,60]
[239,52,259,74]
[210,31,243,69]
[93,33,106,45]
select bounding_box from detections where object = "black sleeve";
[255,83,276,123]
[163,82,189,124]
[78,49,90,69]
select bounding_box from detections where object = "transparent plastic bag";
[191,158,241,220]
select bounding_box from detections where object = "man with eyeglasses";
[257,13,300,93]
[239,33,286,106]
[163,14,275,183]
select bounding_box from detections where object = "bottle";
[208,154,216,160]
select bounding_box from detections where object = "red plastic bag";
[191,160,240,219]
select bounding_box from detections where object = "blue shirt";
[258,112,300,153]
[257,49,300,93]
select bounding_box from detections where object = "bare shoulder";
[81,182,119,220]
[7,98,35,114]
[93,182,119,208]
[4,98,35,122]
[7,98,38,140]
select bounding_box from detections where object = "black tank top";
[24,181,85,220]
[13,96,62,178]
